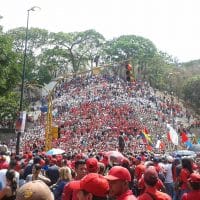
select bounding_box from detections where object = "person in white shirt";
[0,159,19,189]
[164,156,175,199]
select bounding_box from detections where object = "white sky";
[1,0,200,62]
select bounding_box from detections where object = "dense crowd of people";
[17,75,198,153]
[0,74,200,199]
[0,148,199,199]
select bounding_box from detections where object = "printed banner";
[15,111,26,133]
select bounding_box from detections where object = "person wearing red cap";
[181,173,200,200]
[0,159,20,190]
[178,158,193,199]
[62,160,87,200]
[0,169,17,200]
[137,166,171,200]
[105,166,137,200]
[134,158,145,182]
[69,173,109,200]
[86,158,99,173]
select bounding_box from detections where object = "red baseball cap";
[104,166,131,182]
[188,173,200,183]
[69,173,109,197]
[86,158,98,173]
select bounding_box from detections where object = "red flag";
[147,145,153,151]
[144,127,149,134]
[160,142,165,150]
[181,132,189,143]
[142,138,147,144]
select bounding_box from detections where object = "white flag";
[167,124,179,145]
[155,140,161,149]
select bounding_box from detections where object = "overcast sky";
[1,0,200,62]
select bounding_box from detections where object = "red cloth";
[135,164,145,181]
[147,145,153,151]
[160,142,165,150]
[0,161,9,169]
[167,132,171,141]
[181,132,189,143]
[137,187,171,200]
[62,182,78,200]
[181,190,200,200]
[180,168,191,190]
[117,190,137,200]
[15,161,21,172]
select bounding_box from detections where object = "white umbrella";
[46,148,65,155]
[105,151,124,164]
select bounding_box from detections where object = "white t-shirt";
[164,163,173,183]
[0,169,19,189]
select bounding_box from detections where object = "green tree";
[0,92,19,126]
[146,53,169,89]
[48,29,105,73]
[0,33,21,123]
[0,15,3,32]
[103,35,157,79]
[0,34,21,95]
[103,35,157,62]
[145,51,182,90]
[7,27,49,85]
[38,47,69,78]
[183,76,200,110]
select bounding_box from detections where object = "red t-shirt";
[138,175,164,194]
[135,164,145,181]
[0,161,9,169]
[180,168,191,190]
[62,181,78,200]
[181,190,200,200]
[138,187,172,200]
[117,190,137,200]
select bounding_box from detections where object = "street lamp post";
[16,6,40,155]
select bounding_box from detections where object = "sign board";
[15,111,26,133]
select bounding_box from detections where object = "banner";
[15,111,26,133]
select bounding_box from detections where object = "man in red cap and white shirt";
[105,166,137,200]
[137,166,171,200]
[181,173,200,200]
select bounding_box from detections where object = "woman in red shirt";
[179,158,193,199]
